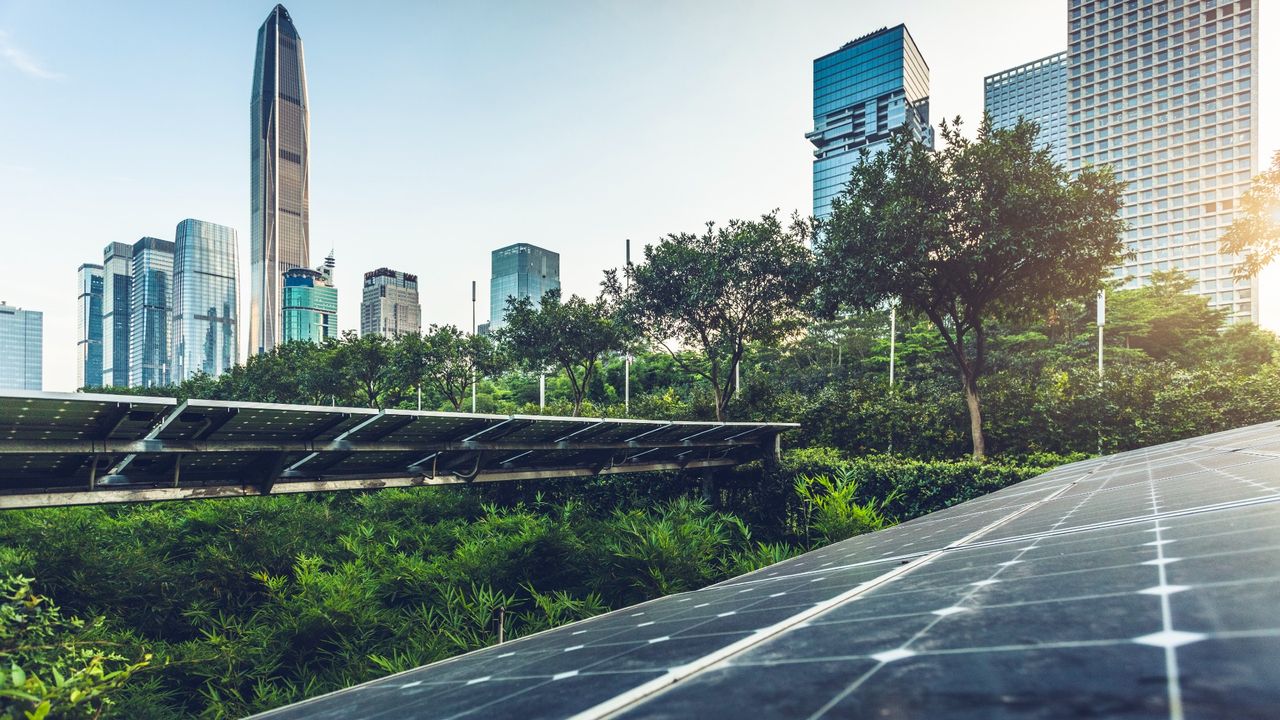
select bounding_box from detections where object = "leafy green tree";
[1105,270,1226,363]
[498,290,623,416]
[1221,150,1280,278]
[395,326,503,411]
[607,211,816,421]
[816,118,1127,458]
[333,332,402,409]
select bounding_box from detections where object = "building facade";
[101,242,133,387]
[0,302,42,391]
[807,24,933,221]
[985,52,1069,165]
[361,268,421,338]
[1069,0,1258,321]
[282,253,337,344]
[488,243,560,331]
[173,219,239,382]
[128,237,175,388]
[250,3,311,356]
[76,264,104,389]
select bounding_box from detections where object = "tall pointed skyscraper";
[250,4,310,355]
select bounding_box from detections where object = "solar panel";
[252,420,1280,719]
[0,391,794,508]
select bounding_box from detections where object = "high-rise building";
[361,268,421,338]
[807,25,933,221]
[488,243,560,331]
[985,52,1069,166]
[250,4,311,356]
[76,264,104,389]
[282,252,337,344]
[128,237,175,388]
[1069,0,1258,322]
[101,242,133,387]
[173,219,240,382]
[0,302,42,391]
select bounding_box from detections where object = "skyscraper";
[807,25,933,221]
[0,302,42,391]
[76,264,104,389]
[1069,0,1258,321]
[361,268,421,338]
[282,252,337,344]
[488,243,560,331]
[985,52,1069,166]
[173,219,239,382]
[101,242,133,387]
[128,237,175,388]
[250,4,311,355]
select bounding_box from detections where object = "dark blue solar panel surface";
[254,421,1280,720]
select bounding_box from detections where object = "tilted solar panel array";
[254,420,1280,719]
[0,391,793,507]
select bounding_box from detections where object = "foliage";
[0,575,150,720]
[1221,150,1280,278]
[395,326,503,411]
[816,118,1127,458]
[497,290,625,416]
[1105,270,1225,363]
[607,211,817,421]
[793,469,893,545]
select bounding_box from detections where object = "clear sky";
[0,0,1275,392]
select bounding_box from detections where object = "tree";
[1221,150,1280,278]
[333,331,400,409]
[606,212,816,422]
[497,290,623,416]
[1105,270,1226,364]
[395,326,503,412]
[816,118,1127,459]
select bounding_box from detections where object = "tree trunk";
[962,372,986,460]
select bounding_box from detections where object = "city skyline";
[1,1,1276,391]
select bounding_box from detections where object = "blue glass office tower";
[0,302,42,391]
[250,4,311,356]
[807,25,933,220]
[76,264,104,389]
[101,242,132,387]
[985,52,1069,166]
[282,252,337,344]
[488,243,560,331]
[128,237,175,388]
[173,219,239,382]
[1069,0,1259,322]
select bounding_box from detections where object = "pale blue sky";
[0,0,1275,391]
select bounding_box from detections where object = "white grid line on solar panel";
[609,500,1280,719]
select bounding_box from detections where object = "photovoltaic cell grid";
[254,420,1280,719]
[0,391,794,508]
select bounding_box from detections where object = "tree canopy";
[606,211,816,422]
[497,290,624,416]
[816,118,1127,458]
[1221,150,1280,278]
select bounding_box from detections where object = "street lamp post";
[471,280,477,413]
[624,238,631,415]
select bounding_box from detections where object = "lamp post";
[624,238,632,415]
[471,280,477,413]
[889,303,897,388]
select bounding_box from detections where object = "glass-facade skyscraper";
[489,243,560,331]
[128,237,175,388]
[985,52,1069,166]
[807,25,933,221]
[282,253,337,344]
[0,302,42,391]
[1069,0,1258,321]
[76,264,104,389]
[101,242,133,388]
[173,219,239,382]
[250,4,311,356]
[361,268,421,338]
